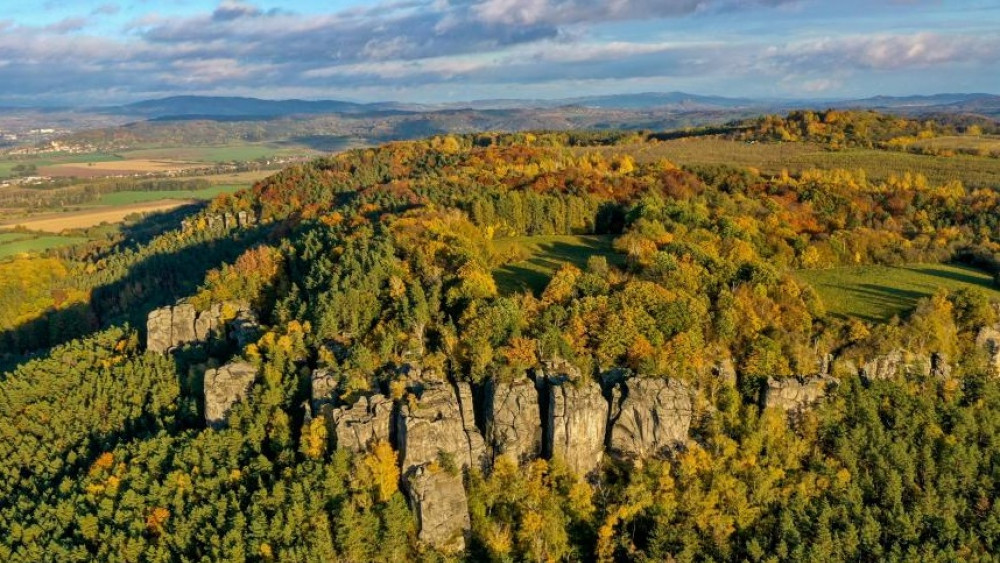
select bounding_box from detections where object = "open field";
[910,135,1000,156]
[583,137,1000,189]
[120,143,321,162]
[0,200,197,233]
[0,233,89,259]
[492,234,622,295]
[795,263,1000,322]
[96,184,241,206]
[39,159,202,178]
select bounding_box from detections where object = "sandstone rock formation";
[396,382,487,474]
[485,376,542,464]
[310,368,339,412]
[547,378,607,477]
[402,465,469,553]
[147,302,258,353]
[608,377,692,461]
[857,350,931,381]
[204,361,257,428]
[329,394,393,453]
[762,375,838,413]
[976,326,1000,375]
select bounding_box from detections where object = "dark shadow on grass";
[0,206,274,372]
[493,235,623,296]
[914,266,996,290]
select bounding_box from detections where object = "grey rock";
[172,303,198,347]
[204,361,257,428]
[403,464,469,553]
[230,309,261,348]
[714,359,737,386]
[547,378,607,477]
[762,375,838,413]
[609,377,692,461]
[486,376,542,464]
[194,303,223,341]
[976,326,1000,376]
[310,368,339,412]
[931,353,952,379]
[146,307,174,354]
[329,394,393,453]
[396,382,487,474]
[858,350,931,381]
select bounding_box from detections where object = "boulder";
[204,361,257,428]
[396,382,487,474]
[762,375,838,413]
[329,394,393,453]
[485,376,542,464]
[608,377,692,461]
[547,378,607,477]
[403,465,469,553]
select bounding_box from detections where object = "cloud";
[0,0,996,104]
[90,3,120,16]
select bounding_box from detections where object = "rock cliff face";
[310,368,339,412]
[204,361,257,428]
[762,375,838,413]
[396,382,487,474]
[328,394,394,453]
[857,350,932,381]
[146,302,256,353]
[546,378,607,477]
[976,326,1000,376]
[402,465,469,553]
[608,377,692,462]
[485,376,542,464]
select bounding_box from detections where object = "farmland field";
[0,200,198,233]
[584,137,1000,189]
[119,143,320,162]
[0,233,88,259]
[492,234,622,295]
[96,184,241,206]
[795,263,1000,321]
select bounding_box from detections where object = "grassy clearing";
[0,234,88,259]
[0,200,197,233]
[795,263,1000,322]
[583,137,1000,189]
[492,234,622,295]
[96,184,241,206]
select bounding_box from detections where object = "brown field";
[0,199,197,232]
[39,159,201,178]
[172,169,277,185]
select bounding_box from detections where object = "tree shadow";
[916,265,996,290]
[0,206,275,372]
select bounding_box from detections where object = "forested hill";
[4,114,1000,561]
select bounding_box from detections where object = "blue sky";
[1,0,998,105]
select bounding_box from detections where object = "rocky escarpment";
[146,302,258,353]
[762,375,839,413]
[396,382,487,474]
[546,378,607,477]
[328,394,394,453]
[484,375,542,465]
[976,326,1000,376]
[607,377,693,462]
[402,465,469,553]
[204,361,257,429]
[181,210,257,233]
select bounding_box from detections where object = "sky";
[0,0,998,106]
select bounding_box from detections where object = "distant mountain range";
[97,92,1000,121]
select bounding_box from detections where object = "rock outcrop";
[546,378,607,477]
[396,382,487,474]
[328,394,394,453]
[146,302,256,353]
[608,377,692,462]
[402,465,469,553]
[976,326,1000,375]
[762,375,838,413]
[485,376,542,464]
[204,361,257,428]
[857,350,931,381]
[310,368,339,412]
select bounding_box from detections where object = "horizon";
[2,1,999,106]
